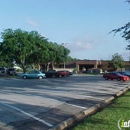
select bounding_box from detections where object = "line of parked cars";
[18,69,73,79]
[103,71,130,81]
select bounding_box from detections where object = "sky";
[0,0,130,61]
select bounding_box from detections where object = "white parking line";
[65,103,87,109]
[0,101,53,127]
[80,95,105,101]
[2,90,104,109]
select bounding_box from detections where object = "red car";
[57,71,69,77]
[103,72,129,81]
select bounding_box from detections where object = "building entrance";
[79,64,94,71]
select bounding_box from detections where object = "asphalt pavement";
[0,75,129,130]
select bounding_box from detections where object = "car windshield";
[119,71,130,75]
[115,73,123,76]
[29,70,41,74]
[124,71,130,75]
[9,69,15,71]
[49,70,56,72]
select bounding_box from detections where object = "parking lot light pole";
[61,43,68,69]
[64,60,65,69]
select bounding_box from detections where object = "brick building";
[58,60,130,72]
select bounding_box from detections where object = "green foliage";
[111,1,130,50]
[73,68,78,71]
[1,29,34,72]
[66,57,79,62]
[16,69,23,72]
[0,28,71,72]
[72,90,130,130]
[108,53,125,69]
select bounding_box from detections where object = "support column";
[76,64,79,71]
[94,64,97,68]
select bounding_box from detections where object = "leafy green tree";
[111,1,130,49]
[26,31,49,70]
[1,29,38,73]
[47,42,58,69]
[43,42,70,70]
[63,47,70,62]
[0,43,4,66]
[108,53,125,70]
[54,44,70,68]
[0,28,71,72]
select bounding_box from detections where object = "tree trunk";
[21,64,27,73]
[47,62,51,71]
[21,58,27,73]
[51,61,54,70]
[37,63,41,70]
[32,63,35,70]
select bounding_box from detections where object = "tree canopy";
[108,53,125,70]
[111,1,130,49]
[0,28,72,73]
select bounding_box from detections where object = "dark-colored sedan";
[0,67,6,74]
[6,68,17,76]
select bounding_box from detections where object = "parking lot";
[0,75,130,130]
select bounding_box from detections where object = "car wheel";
[105,77,108,80]
[23,75,27,79]
[8,72,11,76]
[117,77,121,81]
[38,76,43,79]
[59,75,62,78]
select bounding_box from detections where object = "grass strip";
[70,90,130,130]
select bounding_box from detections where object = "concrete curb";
[49,86,130,130]
[103,96,115,104]
[49,104,101,130]
[114,86,130,97]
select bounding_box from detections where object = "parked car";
[117,71,130,78]
[45,70,61,78]
[57,70,70,77]
[103,72,129,81]
[18,70,46,79]
[6,68,17,76]
[0,67,6,74]
[64,70,73,76]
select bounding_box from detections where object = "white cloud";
[98,51,130,61]
[67,36,93,51]
[27,18,37,26]
[121,51,129,61]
